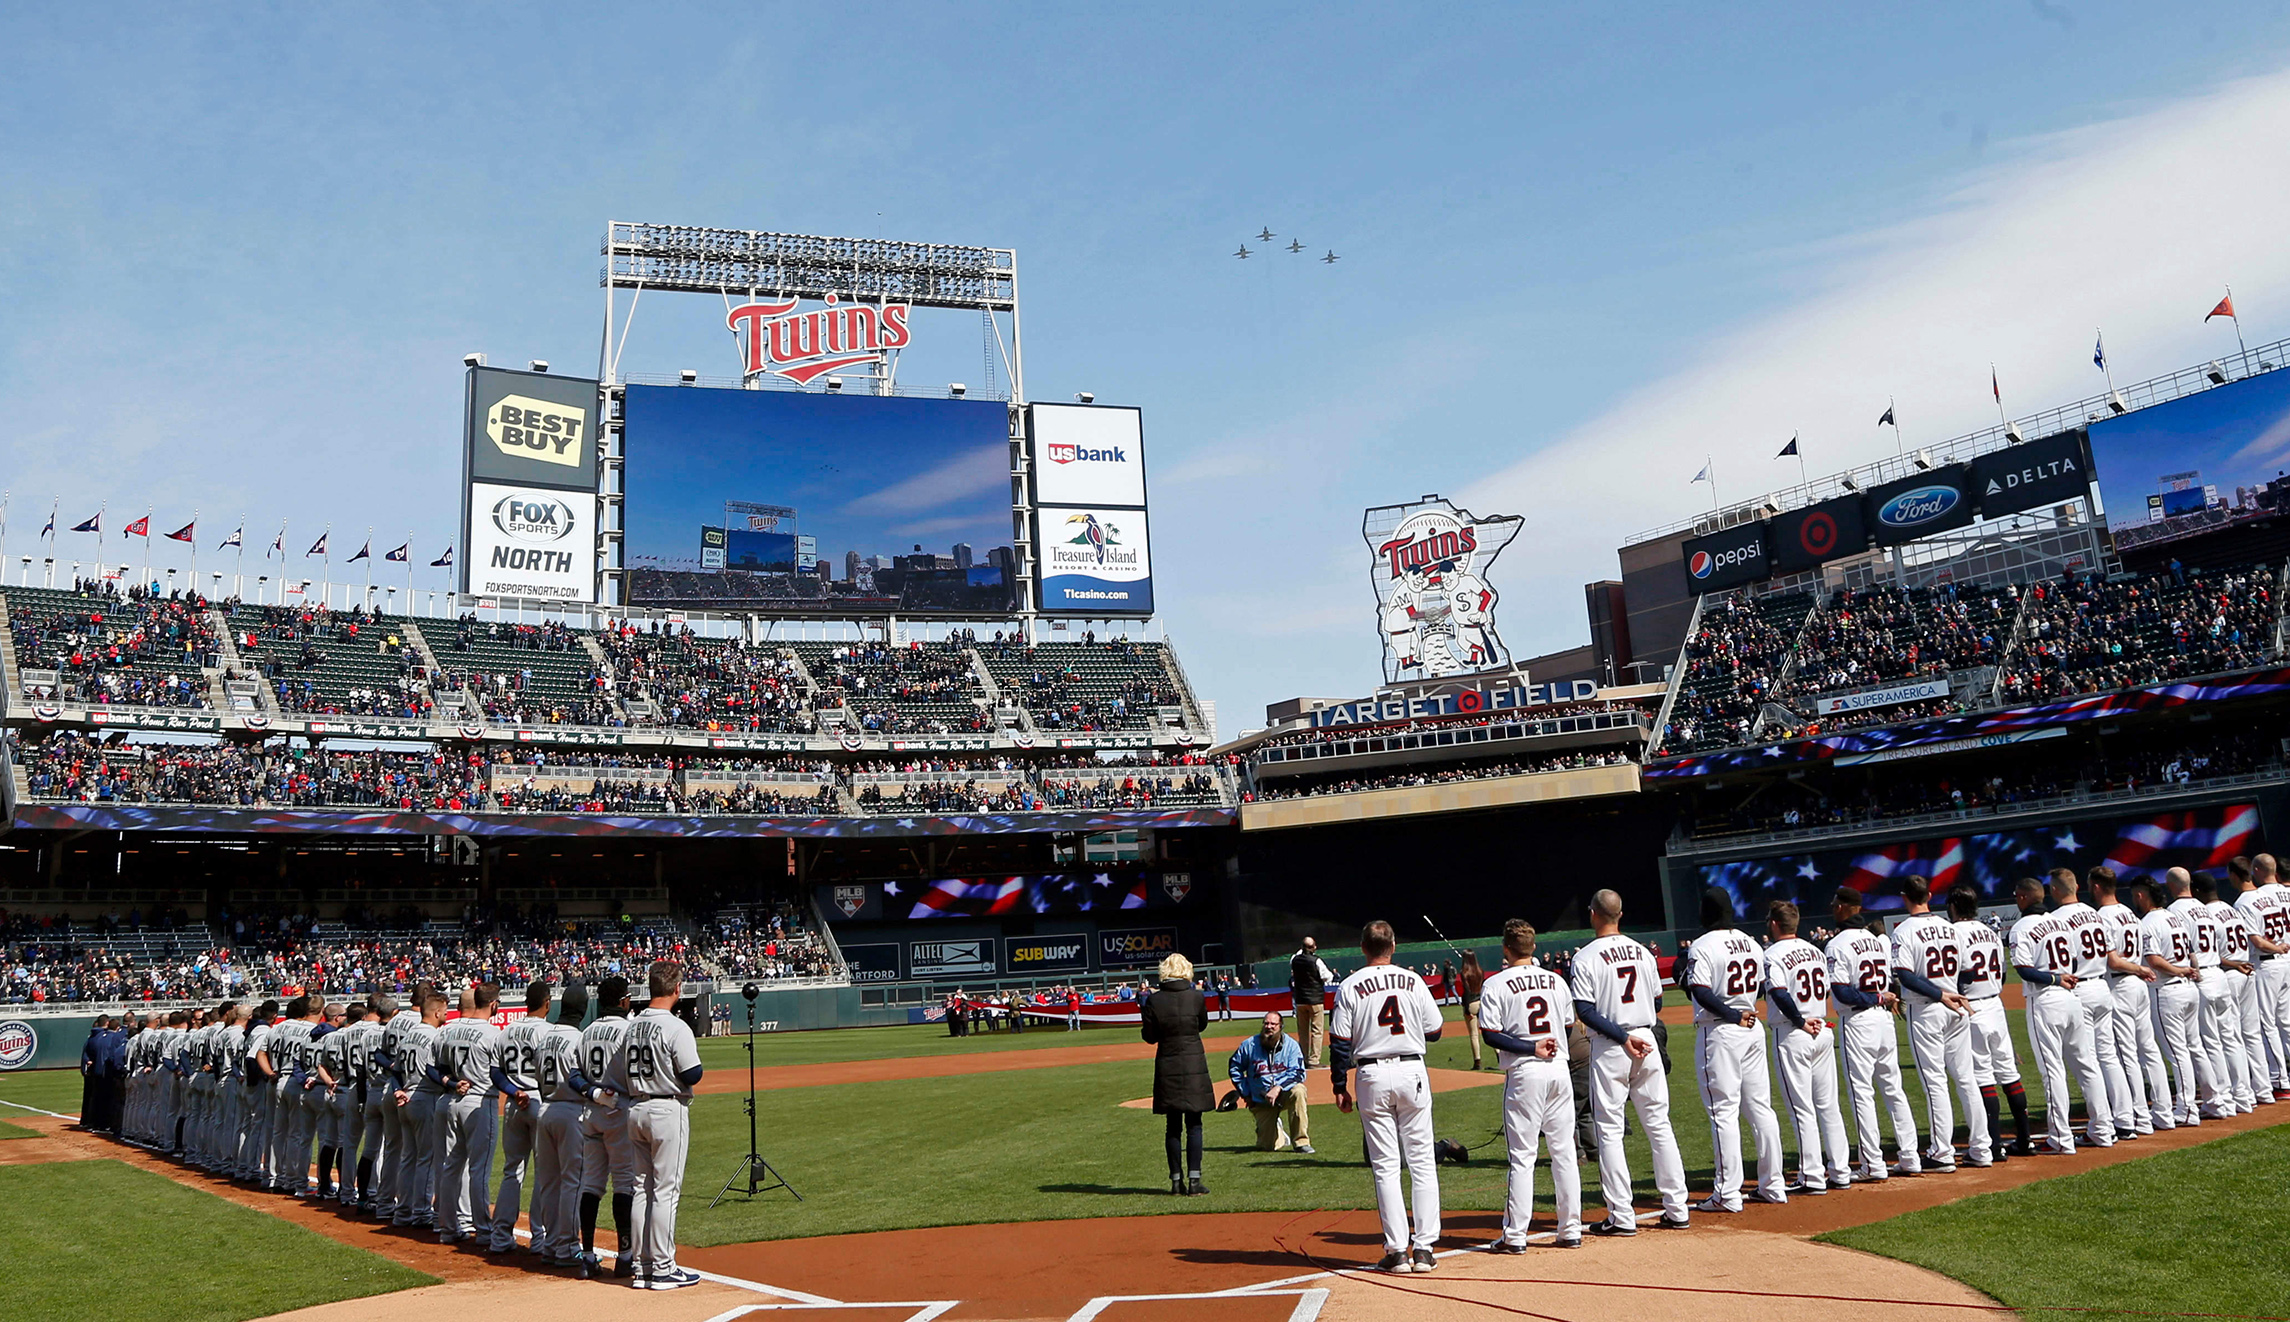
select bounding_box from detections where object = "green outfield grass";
[1824,1123,2290,1322]
[0,1159,431,1320]
[693,1012,1272,1071]
[0,1116,37,1138]
[0,1068,90,1117]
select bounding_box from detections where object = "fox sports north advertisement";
[620,386,1018,614]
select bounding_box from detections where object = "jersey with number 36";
[1329,964,1441,1062]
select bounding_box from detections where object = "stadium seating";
[4,583,218,708]
[1788,581,2017,696]
[1656,590,1814,754]
[225,603,435,719]
[597,626,809,732]
[1999,563,2278,701]
[430,617,621,726]
[1247,750,1633,802]
[791,640,992,735]
[978,638,1185,732]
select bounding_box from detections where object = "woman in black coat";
[1140,952,1213,1195]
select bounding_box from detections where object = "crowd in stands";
[1035,772,1223,810]
[598,626,811,732]
[695,907,840,981]
[1247,750,1633,802]
[1999,564,2277,701]
[1790,582,2015,694]
[1659,595,1808,755]
[10,582,219,708]
[16,733,488,809]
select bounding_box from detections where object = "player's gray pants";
[356,1098,388,1205]
[438,1093,497,1237]
[241,1082,271,1180]
[330,1089,359,1200]
[2108,976,2171,1132]
[269,1081,301,1189]
[536,1101,587,1259]
[377,1095,409,1217]
[578,1105,635,1197]
[626,1098,691,1279]
[488,1099,538,1251]
[402,1091,443,1223]
[213,1080,239,1170]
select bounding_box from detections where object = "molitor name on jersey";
[486,396,587,468]
[726,293,913,386]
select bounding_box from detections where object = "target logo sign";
[1797,511,1839,559]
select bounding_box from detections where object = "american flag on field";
[2101,804,2259,880]
[1842,838,1964,907]
[907,876,1025,919]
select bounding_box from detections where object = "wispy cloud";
[1462,69,2290,660]
[841,443,1010,517]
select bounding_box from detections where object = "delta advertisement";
[621,385,1017,614]
[1036,506,1153,615]
[2090,368,2290,551]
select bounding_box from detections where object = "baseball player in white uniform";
[1330,920,1445,1273]
[533,982,592,1267]
[1763,901,1851,1192]
[433,984,504,1244]
[1946,887,2027,1158]
[610,962,706,1290]
[2090,870,2171,1135]
[2011,879,2114,1152]
[2232,855,2290,1095]
[1891,876,1987,1168]
[2170,870,2252,1115]
[2133,879,2210,1125]
[1476,920,1580,1251]
[488,982,555,1254]
[1684,888,1787,1209]
[2209,871,2277,1110]
[1825,898,1920,1179]
[576,975,640,1279]
[1572,888,1689,1233]
[2048,870,2134,1141]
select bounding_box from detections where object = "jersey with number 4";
[1890,914,1962,1004]
[1763,936,1830,1021]
[1477,963,1573,1069]
[1953,919,2008,999]
[1329,964,1442,1062]
[1569,934,1662,1031]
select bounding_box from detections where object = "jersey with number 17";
[1329,964,1442,1062]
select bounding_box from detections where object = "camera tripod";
[710,984,801,1207]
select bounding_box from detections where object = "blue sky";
[10,5,2290,732]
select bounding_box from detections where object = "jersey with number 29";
[1329,963,1442,1062]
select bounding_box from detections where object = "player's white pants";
[1903,1000,1989,1163]
[2106,977,2169,1132]
[2075,980,2135,1141]
[438,1093,498,1237]
[1587,1030,1687,1229]
[626,1098,692,1279]
[1497,1060,1580,1244]
[2149,980,2207,1124]
[2195,973,2251,1112]
[489,1098,538,1251]
[536,1100,587,1259]
[1963,997,2020,1086]
[1354,1057,1440,1255]
[1694,1021,1784,1205]
[2260,956,2290,1090]
[1771,1021,1851,1188]
[1837,1007,1919,1176]
[2026,985,2112,1149]
[2229,970,2274,1106]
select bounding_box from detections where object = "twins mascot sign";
[1365,498,1525,682]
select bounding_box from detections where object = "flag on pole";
[40,505,55,540]
[72,512,101,533]
[123,515,149,538]
[2093,331,2108,371]
[1776,435,1799,458]
[385,543,409,563]
[269,526,285,557]
[219,526,243,550]
[1690,462,1712,484]
[1877,404,1895,428]
[348,539,371,563]
[1992,367,2001,402]
[431,547,454,568]
[307,532,329,557]
[165,521,195,543]
[2208,292,2237,322]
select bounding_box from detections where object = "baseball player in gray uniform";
[1571,888,1688,1233]
[261,996,317,1193]
[1763,902,1852,1193]
[488,981,555,1254]
[209,1004,247,1174]
[239,1000,279,1184]
[312,1005,355,1200]
[576,975,640,1279]
[609,961,706,1289]
[374,990,424,1220]
[340,997,391,1212]
[1477,919,1580,1251]
[1684,888,1787,1210]
[533,982,592,1267]
[396,987,450,1227]
[433,983,504,1244]
[1329,921,1444,1273]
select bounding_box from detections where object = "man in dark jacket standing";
[77,1016,111,1129]
[1290,939,1334,1067]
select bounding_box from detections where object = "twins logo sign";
[726,293,914,385]
[1365,497,1524,682]
[0,1020,36,1071]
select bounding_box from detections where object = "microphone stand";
[711,984,800,1206]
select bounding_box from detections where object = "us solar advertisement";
[620,386,1017,614]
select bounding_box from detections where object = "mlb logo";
[1161,873,1192,902]
[834,885,867,918]
[1047,443,1077,464]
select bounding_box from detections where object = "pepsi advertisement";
[1866,465,1977,545]
[1769,494,1869,573]
[1680,521,1770,594]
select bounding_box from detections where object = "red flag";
[123,515,149,538]
[2207,293,2236,322]
[1991,367,2000,402]
[164,522,195,543]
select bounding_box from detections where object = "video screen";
[622,385,1016,613]
[2088,367,2290,552]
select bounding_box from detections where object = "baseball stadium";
[12,14,2290,1322]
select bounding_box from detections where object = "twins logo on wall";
[726,293,913,385]
[0,1020,36,1071]
[1364,497,1525,682]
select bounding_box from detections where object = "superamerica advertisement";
[1697,801,2260,916]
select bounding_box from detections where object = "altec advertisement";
[1366,498,1524,682]
[1029,403,1147,506]
[1037,507,1153,615]
[727,293,912,385]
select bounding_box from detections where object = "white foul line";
[0,1096,80,1120]
[700,1305,957,1322]
[1068,1288,1327,1322]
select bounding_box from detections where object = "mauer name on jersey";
[1598,944,1643,965]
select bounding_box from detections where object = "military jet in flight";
[1234,244,1251,259]
[1322,250,1341,264]
[1256,227,1275,243]
[1287,239,1305,253]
